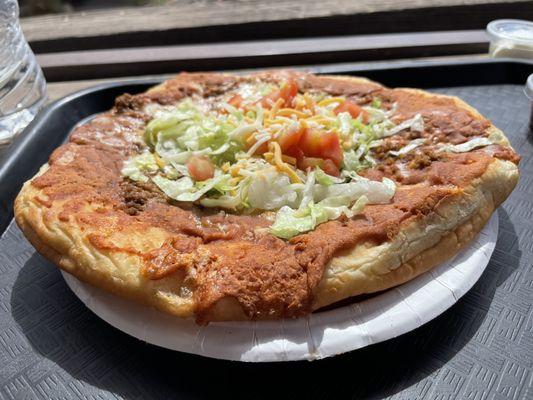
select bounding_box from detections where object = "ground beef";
[120,179,166,215]
[114,93,147,113]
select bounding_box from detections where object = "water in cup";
[0,0,47,146]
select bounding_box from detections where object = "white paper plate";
[62,212,498,362]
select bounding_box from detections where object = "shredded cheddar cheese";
[276,108,308,118]
[303,93,315,112]
[230,165,241,177]
[221,162,231,173]
[317,97,345,107]
[269,98,285,119]
[282,154,297,165]
[269,142,302,183]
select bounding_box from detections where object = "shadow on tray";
[11,209,521,399]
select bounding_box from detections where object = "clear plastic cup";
[487,19,533,59]
[0,0,47,146]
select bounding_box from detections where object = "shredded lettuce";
[121,88,416,240]
[437,137,493,153]
[121,152,159,182]
[337,112,353,138]
[247,169,298,210]
[152,174,230,202]
[343,149,376,172]
[341,111,425,171]
[389,138,426,156]
[270,192,373,240]
[151,175,194,198]
[246,133,270,157]
[270,205,319,240]
[351,195,369,214]
[146,100,245,166]
[270,178,395,239]
[200,193,242,209]
[315,167,344,186]
[341,169,365,181]
[314,177,395,204]
[382,114,424,138]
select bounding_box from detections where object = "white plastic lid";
[526,74,533,100]
[487,19,533,46]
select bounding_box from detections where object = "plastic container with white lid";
[487,19,533,59]
[526,74,533,129]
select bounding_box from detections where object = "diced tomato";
[277,127,303,152]
[334,100,362,118]
[334,100,368,122]
[298,157,323,171]
[321,159,340,177]
[261,79,298,108]
[297,129,343,167]
[228,94,243,108]
[260,94,276,108]
[297,128,323,157]
[285,145,304,161]
[319,131,343,167]
[187,156,215,181]
[297,157,339,177]
[279,79,298,106]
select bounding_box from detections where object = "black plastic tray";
[0,59,532,399]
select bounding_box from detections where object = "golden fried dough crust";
[15,72,519,323]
